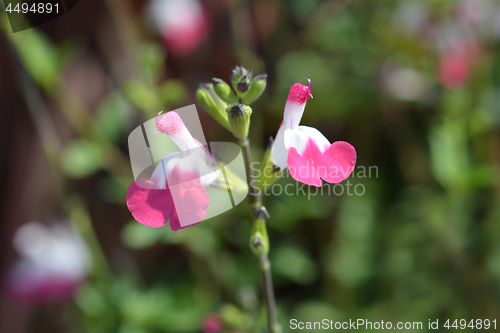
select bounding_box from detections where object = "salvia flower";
[4,221,91,303]
[269,79,357,187]
[126,111,221,230]
[147,0,210,57]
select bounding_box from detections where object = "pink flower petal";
[438,55,469,89]
[287,81,313,104]
[4,263,79,304]
[168,165,210,228]
[202,313,224,333]
[287,140,356,187]
[126,178,174,228]
[168,209,182,231]
[127,151,212,230]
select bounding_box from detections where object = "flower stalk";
[239,137,281,333]
[198,66,280,332]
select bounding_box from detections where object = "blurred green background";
[0,0,499,332]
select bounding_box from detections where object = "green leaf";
[119,287,173,328]
[271,244,317,284]
[160,79,188,106]
[10,29,61,90]
[75,284,110,318]
[136,43,166,79]
[60,140,107,178]
[122,80,161,115]
[162,225,220,257]
[429,123,469,189]
[327,193,375,287]
[121,221,167,249]
[292,301,343,325]
[95,93,133,143]
[97,175,131,204]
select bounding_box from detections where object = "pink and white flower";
[269,79,356,187]
[4,221,91,303]
[126,111,220,230]
[147,0,210,57]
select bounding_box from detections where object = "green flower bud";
[255,146,284,191]
[226,104,252,139]
[230,66,251,82]
[249,218,269,256]
[242,74,267,104]
[230,66,252,92]
[246,68,253,81]
[212,78,238,104]
[196,83,231,131]
[235,75,251,97]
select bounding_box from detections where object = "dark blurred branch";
[18,71,113,280]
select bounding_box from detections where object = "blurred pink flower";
[438,53,469,89]
[126,111,220,230]
[201,313,224,333]
[438,40,480,89]
[4,221,91,303]
[269,79,356,187]
[147,0,210,57]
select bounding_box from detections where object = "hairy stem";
[259,254,278,333]
[240,138,260,217]
[239,138,280,333]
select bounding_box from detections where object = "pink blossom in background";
[438,53,469,89]
[127,111,220,230]
[269,79,356,187]
[438,40,480,89]
[394,0,489,90]
[147,0,210,57]
[201,313,224,333]
[4,221,91,304]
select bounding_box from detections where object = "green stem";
[240,138,260,217]
[239,138,280,333]
[259,254,278,333]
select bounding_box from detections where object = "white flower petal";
[298,126,330,152]
[269,125,288,170]
[284,125,330,155]
[150,147,219,189]
[283,100,306,130]
[12,222,91,281]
